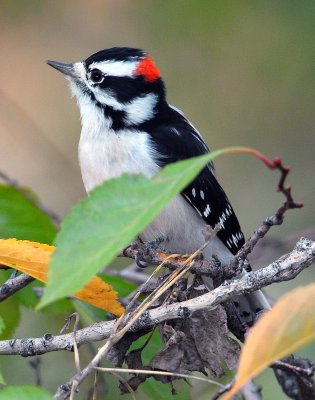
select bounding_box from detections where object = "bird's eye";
[89,69,104,84]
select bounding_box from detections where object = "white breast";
[77,98,159,192]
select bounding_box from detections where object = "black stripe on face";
[95,75,165,104]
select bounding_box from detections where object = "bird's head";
[47,47,166,130]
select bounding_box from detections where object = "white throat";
[76,95,159,193]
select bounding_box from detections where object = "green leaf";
[0,386,52,399]
[13,279,41,309]
[0,370,5,386]
[0,317,5,337]
[0,185,57,244]
[40,297,74,315]
[142,378,190,400]
[0,271,20,339]
[38,148,245,309]
[72,299,107,325]
[99,274,137,298]
[0,296,20,340]
[129,329,164,365]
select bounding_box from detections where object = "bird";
[47,47,270,331]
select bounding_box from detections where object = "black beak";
[47,60,76,79]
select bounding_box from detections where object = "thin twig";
[94,366,225,388]
[109,371,137,400]
[211,381,234,400]
[60,313,81,373]
[29,357,42,387]
[272,360,315,377]
[229,157,302,274]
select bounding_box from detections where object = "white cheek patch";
[124,93,158,125]
[89,60,138,77]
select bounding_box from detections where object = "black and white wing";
[146,106,245,255]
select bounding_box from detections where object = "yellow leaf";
[0,239,124,316]
[224,284,315,399]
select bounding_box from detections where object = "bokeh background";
[0,1,314,399]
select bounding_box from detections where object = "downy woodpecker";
[47,47,269,328]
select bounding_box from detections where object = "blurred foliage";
[0,186,56,244]
[0,272,21,340]
[0,385,52,400]
[0,293,20,341]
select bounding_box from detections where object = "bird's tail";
[232,289,271,327]
[201,275,270,331]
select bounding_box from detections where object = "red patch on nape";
[134,56,160,82]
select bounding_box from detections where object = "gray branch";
[0,272,34,302]
[0,237,313,359]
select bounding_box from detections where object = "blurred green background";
[0,1,314,398]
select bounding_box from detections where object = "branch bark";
[0,272,34,302]
[0,237,313,359]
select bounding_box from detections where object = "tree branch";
[0,272,34,302]
[0,237,312,360]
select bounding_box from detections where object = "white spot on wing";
[203,204,211,217]
[171,127,181,136]
[232,234,237,246]
[192,188,196,197]
[200,190,205,200]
